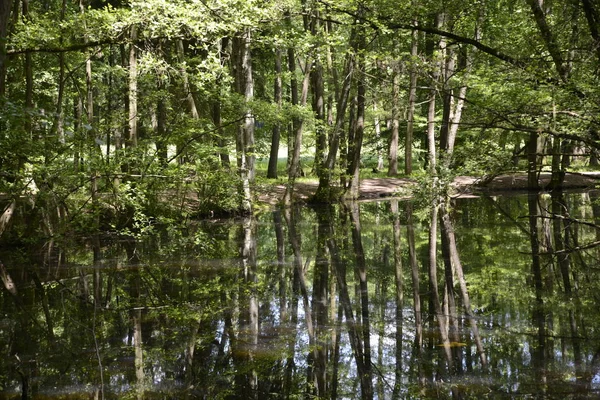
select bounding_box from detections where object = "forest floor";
[255,171,600,206]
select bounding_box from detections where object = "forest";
[0,0,598,237]
[1,1,600,399]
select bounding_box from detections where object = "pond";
[1,191,600,399]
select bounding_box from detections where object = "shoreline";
[255,171,600,206]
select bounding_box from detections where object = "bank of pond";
[1,191,600,399]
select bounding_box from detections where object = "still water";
[1,192,600,399]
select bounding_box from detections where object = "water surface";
[1,192,600,399]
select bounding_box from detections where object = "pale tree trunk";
[405,17,418,176]
[240,217,258,396]
[267,49,282,179]
[176,39,199,119]
[128,25,138,149]
[235,29,255,213]
[426,14,445,178]
[373,102,384,172]
[388,63,400,176]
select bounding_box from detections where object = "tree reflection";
[3,194,600,398]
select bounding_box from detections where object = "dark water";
[1,192,600,399]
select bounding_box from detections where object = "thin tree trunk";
[441,203,488,367]
[51,0,67,142]
[349,201,373,398]
[428,202,453,366]
[346,49,366,199]
[388,64,400,176]
[526,0,569,81]
[314,17,360,202]
[405,18,418,176]
[267,49,282,179]
[283,55,310,205]
[176,39,199,119]
[128,25,138,148]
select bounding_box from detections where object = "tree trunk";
[581,0,600,65]
[349,202,373,397]
[216,38,231,169]
[236,28,255,213]
[346,48,366,199]
[51,0,67,142]
[128,25,138,149]
[310,9,326,178]
[176,39,199,119]
[314,13,361,202]
[388,64,400,176]
[283,40,311,205]
[0,0,11,97]
[405,18,418,176]
[267,49,282,179]
[526,0,569,81]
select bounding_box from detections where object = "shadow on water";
[2,192,600,398]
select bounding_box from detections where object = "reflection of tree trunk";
[441,203,488,368]
[390,200,404,397]
[528,193,547,389]
[125,243,144,399]
[284,257,300,399]
[348,202,372,397]
[283,206,317,395]
[406,203,423,348]
[551,190,572,295]
[281,207,302,397]
[428,202,453,366]
[440,207,459,347]
[31,272,55,341]
[313,207,330,397]
[326,205,373,399]
[273,211,287,319]
[241,217,259,398]
[133,308,144,400]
